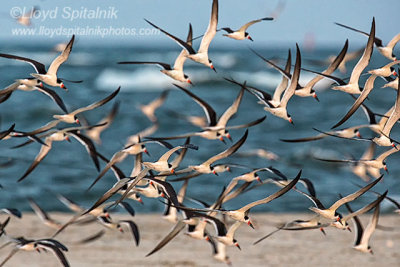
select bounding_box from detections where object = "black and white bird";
[145,0,218,71]
[0,35,78,90]
[221,17,273,41]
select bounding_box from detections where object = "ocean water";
[0,44,398,214]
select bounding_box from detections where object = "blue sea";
[0,43,398,214]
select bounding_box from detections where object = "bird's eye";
[184,74,188,79]
[244,215,249,220]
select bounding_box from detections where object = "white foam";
[95,68,177,91]
[212,53,237,68]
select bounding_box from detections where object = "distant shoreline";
[1,213,398,266]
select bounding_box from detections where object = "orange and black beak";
[212,170,218,176]
[288,118,294,125]
[356,132,362,138]
[336,217,343,225]
[384,166,389,173]
[60,83,67,91]
[170,168,175,174]
[313,92,319,102]
[347,226,351,232]
[247,220,254,229]
[394,71,398,76]
[210,64,217,73]
[235,242,241,250]
[256,176,262,184]
[247,35,253,42]
[219,136,226,144]
[144,148,150,156]
[65,136,71,142]
[319,227,326,235]
[119,227,124,233]
[138,198,144,205]
[187,79,193,85]
[226,133,232,142]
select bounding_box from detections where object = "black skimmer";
[97,216,140,246]
[83,101,119,145]
[17,125,102,182]
[148,84,265,143]
[372,75,400,146]
[0,35,79,90]
[345,199,382,253]
[335,19,400,61]
[119,25,193,84]
[313,18,376,95]
[175,130,248,176]
[221,170,301,228]
[368,60,399,77]
[316,145,399,174]
[0,80,67,113]
[332,191,387,230]
[238,44,301,123]
[297,176,382,221]
[145,0,218,71]
[0,236,69,267]
[28,198,63,230]
[221,17,273,41]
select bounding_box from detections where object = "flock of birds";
[0,0,400,266]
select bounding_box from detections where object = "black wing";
[120,220,140,246]
[37,86,68,113]
[0,53,46,74]
[67,131,100,171]
[145,19,196,54]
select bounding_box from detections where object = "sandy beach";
[0,213,398,266]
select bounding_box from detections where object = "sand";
[0,213,399,266]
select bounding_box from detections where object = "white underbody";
[223,32,245,40]
[31,73,59,87]
[332,83,362,94]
